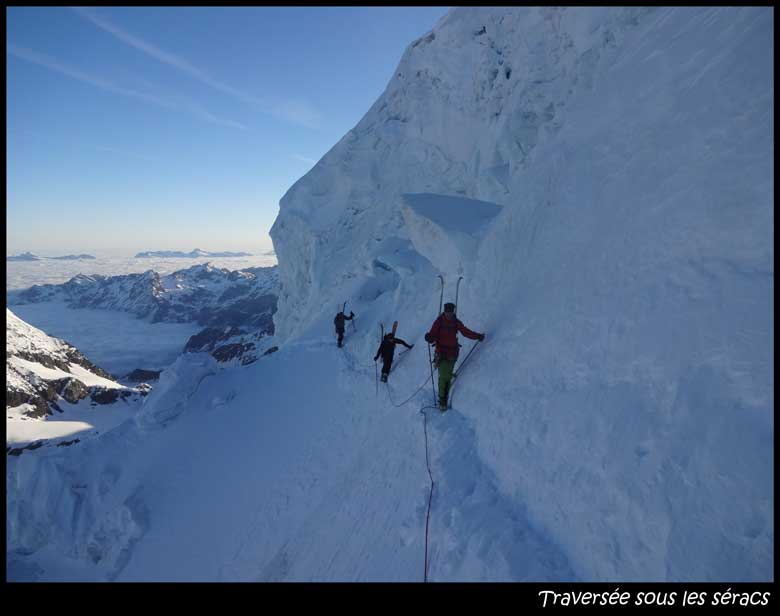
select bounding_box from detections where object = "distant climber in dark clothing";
[334,309,354,347]
[374,333,413,382]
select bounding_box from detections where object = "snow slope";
[7,7,773,581]
[7,343,574,581]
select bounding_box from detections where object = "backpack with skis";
[374,321,413,382]
[334,301,354,348]
[424,276,485,411]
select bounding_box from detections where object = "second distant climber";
[374,332,414,382]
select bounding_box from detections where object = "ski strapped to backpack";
[343,301,356,331]
[454,276,463,315]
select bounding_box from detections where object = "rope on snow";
[419,404,438,583]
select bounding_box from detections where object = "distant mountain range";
[135,249,253,258]
[51,254,97,260]
[7,253,96,262]
[9,262,279,330]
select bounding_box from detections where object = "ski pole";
[427,343,437,405]
[454,339,481,378]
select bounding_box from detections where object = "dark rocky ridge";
[124,369,162,382]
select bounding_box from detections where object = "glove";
[350,311,354,317]
[373,356,378,362]
[409,344,415,349]
[478,333,486,341]
[424,333,433,343]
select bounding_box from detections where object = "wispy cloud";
[73,7,261,105]
[7,43,245,129]
[291,153,317,166]
[8,127,160,162]
[273,101,323,130]
[93,145,159,162]
[8,44,171,107]
[73,7,322,129]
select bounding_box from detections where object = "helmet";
[443,302,455,313]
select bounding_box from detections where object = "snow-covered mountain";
[6,7,772,582]
[135,249,253,258]
[9,263,279,331]
[6,309,150,454]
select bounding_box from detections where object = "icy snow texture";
[270,6,773,580]
[401,193,502,275]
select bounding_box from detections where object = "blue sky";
[6,6,449,256]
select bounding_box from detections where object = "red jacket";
[427,314,480,360]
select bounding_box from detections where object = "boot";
[381,373,388,383]
[438,399,448,412]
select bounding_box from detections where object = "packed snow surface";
[7,401,136,447]
[7,7,773,582]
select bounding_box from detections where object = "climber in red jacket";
[424,302,485,411]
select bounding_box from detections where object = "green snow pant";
[437,357,456,405]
